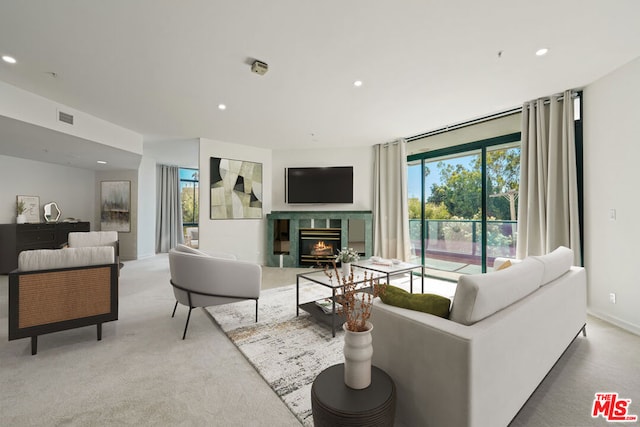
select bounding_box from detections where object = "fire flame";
[314,241,329,250]
[311,240,334,255]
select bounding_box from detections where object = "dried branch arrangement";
[324,261,386,332]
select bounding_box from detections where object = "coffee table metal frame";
[353,259,425,293]
[296,268,383,337]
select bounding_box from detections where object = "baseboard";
[587,309,640,336]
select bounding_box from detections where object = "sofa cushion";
[18,247,115,272]
[449,258,544,325]
[380,285,451,318]
[68,231,118,248]
[531,246,574,285]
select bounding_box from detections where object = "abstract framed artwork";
[100,180,131,232]
[17,195,40,223]
[210,157,263,219]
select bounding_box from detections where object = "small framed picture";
[17,195,40,223]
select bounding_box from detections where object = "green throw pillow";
[380,285,451,319]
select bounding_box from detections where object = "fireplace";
[299,228,341,266]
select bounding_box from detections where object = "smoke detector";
[251,60,268,75]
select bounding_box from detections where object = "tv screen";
[286,166,353,204]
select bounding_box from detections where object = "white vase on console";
[17,214,26,224]
[341,262,351,277]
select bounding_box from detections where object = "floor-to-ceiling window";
[408,130,521,278]
[179,167,199,233]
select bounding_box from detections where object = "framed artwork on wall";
[210,157,263,219]
[17,195,40,223]
[100,180,131,232]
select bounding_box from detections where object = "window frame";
[179,168,199,227]
[408,132,522,274]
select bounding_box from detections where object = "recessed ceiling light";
[218,104,227,110]
[353,80,363,87]
[97,160,107,164]
[2,55,17,64]
[536,48,549,56]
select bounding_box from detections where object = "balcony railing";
[409,219,517,268]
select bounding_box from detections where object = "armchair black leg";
[182,307,193,340]
[97,323,102,341]
[31,336,38,355]
[255,299,259,323]
[172,301,179,318]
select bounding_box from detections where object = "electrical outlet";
[609,293,616,304]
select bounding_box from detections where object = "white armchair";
[185,227,199,248]
[168,244,261,339]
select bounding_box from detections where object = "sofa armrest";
[371,300,474,427]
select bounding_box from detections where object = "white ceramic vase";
[341,262,351,277]
[343,321,373,389]
[17,214,26,224]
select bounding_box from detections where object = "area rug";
[205,283,345,426]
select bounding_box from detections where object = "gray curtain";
[156,164,184,253]
[373,139,410,260]
[516,90,581,264]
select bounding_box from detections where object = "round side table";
[311,363,396,427]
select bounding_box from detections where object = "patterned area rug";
[205,283,344,426]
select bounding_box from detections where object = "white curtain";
[156,164,184,253]
[373,139,410,260]
[516,90,581,264]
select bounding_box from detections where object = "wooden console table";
[0,222,90,274]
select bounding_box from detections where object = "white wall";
[0,80,142,155]
[198,138,271,264]
[583,56,640,335]
[95,170,139,261]
[137,156,157,258]
[271,147,374,212]
[143,139,199,168]
[0,155,95,224]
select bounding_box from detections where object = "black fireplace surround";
[299,228,340,266]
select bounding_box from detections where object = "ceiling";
[1,1,640,169]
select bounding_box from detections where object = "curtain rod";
[406,90,580,142]
[525,91,580,108]
[381,139,404,148]
[406,107,521,142]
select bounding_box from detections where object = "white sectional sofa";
[370,246,587,427]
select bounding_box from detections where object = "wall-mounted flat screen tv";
[286,166,353,204]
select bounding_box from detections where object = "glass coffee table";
[353,259,425,293]
[296,268,383,337]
